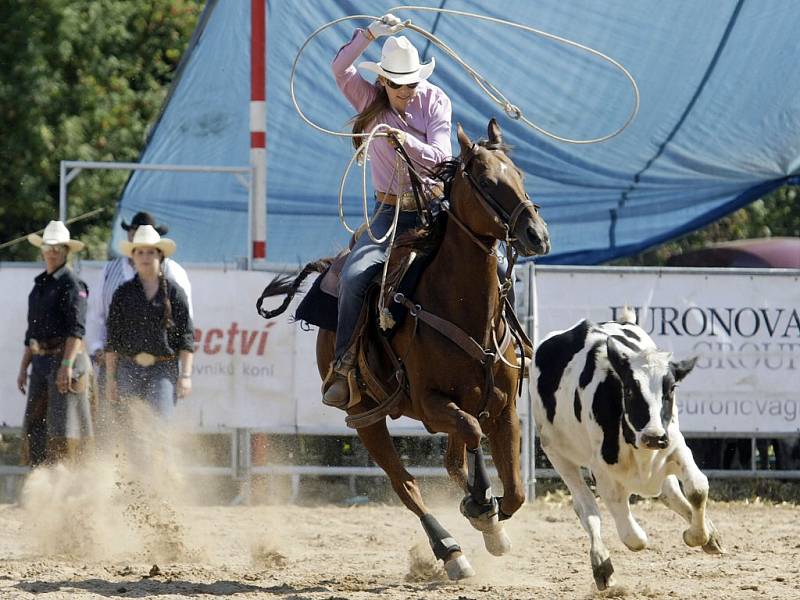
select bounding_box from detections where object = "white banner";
[533,267,800,433]
[1,264,796,434]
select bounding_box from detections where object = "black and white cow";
[532,308,723,590]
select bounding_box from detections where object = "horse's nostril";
[525,226,551,255]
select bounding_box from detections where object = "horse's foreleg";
[460,444,512,556]
[423,394,511,556]
[485,403,525,519]
[356,418,474,580]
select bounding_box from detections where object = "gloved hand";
[367,14,404,39]
[385,128,407,148]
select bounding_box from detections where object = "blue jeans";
[23,353,93,465]
[335,203,420,359]
[116,358,178,419]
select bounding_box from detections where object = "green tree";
[0,0,202,260]
[611,185,800,266]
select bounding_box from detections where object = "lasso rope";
[289,7,640,236]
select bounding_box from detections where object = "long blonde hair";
[350,81,390,151]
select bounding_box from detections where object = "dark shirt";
[25,264,88,345]
[106,275,194,357]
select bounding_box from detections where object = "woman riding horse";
[258,117,550,579]
[325,14,453,409]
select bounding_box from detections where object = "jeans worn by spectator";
[116,357,179,419]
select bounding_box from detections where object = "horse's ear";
[456,122,471,154]
[488,117,502,145]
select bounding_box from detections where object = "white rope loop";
[290,7,641,238]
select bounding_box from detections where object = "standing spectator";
[104,226,194,418]
[86,212,192,427]
[17,221,93,465]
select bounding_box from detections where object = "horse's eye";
[479,176,491,188]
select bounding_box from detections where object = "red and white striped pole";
[250,0,267,262]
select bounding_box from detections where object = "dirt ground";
[0,407,795,599]
[0,488,798,599]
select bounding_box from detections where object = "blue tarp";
[112,0,800,265]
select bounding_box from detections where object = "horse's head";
[452,119,550,257]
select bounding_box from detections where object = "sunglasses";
[384,79,419,90]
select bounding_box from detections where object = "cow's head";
[606,337,697,450]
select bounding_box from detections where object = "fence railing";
[2,426,798,504]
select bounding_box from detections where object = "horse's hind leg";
[444,434,467,491]
[356,418,475,580]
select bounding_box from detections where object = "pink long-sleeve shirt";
[332,29,453,196]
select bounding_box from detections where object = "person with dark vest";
[104,225,194,419]
[86,211,192,431]
[17,221,94,465]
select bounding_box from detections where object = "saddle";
[295,231,532,429]
[295,243,430,335]
[295,239,435,427]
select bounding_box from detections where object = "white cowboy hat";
[27,220,85,253]
[358,36,435,85]
[119,224,176,257]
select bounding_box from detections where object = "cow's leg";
[423,394,511,556]
[670,445,724,554]
[658,474,693,522]
[547,451,615,590]
[356,417,475,580]
[594,472,648,552]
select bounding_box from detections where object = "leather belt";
[128,352,175,367]
[29,338,65,356]
[376,191,418,212]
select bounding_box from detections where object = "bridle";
[458,143,541,246]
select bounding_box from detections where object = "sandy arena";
[0,406,796,599]
[0,476,798,599]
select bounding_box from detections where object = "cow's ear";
[606,337,631,379]
[671,356,698,382]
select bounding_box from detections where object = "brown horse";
[258,119,550,580]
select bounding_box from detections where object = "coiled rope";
[289,6,640,234]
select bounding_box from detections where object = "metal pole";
[59,161,67,221]
[526,262,538,501]
[250,0,267,263]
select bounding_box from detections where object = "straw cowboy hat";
[27,220,85,253]
[121,211,169,235]
[359,36,435,85]
[119,225,176,257]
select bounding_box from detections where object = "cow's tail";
[256,257,332,319]
[617,305,637,325]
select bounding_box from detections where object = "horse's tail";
[256,258,332,319]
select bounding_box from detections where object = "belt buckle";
[29,339,40,354]
[399,192,415,211]
[134,352,156,367]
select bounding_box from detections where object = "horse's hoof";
[592,557,615,590]
[482,527,512,556]
[682,527,706,548]
[702,528,724,555]
[444,555,475,580]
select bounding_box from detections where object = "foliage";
[0,0,202,261]
[612,185,800,266]
[0,1,796,264]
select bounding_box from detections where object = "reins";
[383,144,531,423]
